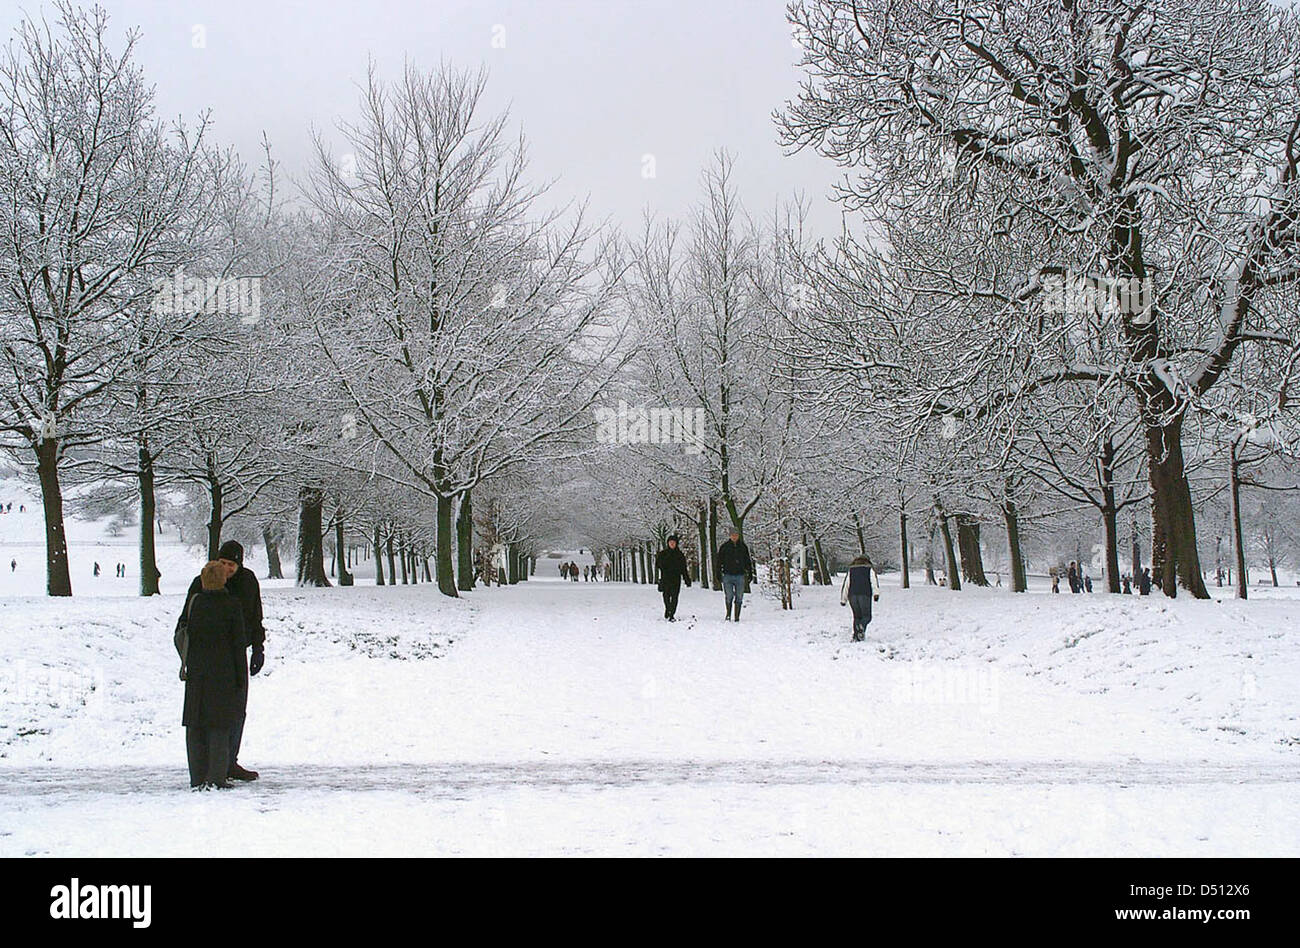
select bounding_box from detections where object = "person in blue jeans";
[840,555,880,642]
[715,529,753,622]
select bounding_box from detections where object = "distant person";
[93,562,101,577]
[1122,573,1132,594]
[839,555,880,642]
[9,559,15,573]
[560,562,568,579]
[1051,572,1060,594]
[655,534,692,621]
[1138,567,1152,596]
[570,561,579,582]
[178,541,265,782]
[180,560,248,790]
[1067,561,1080,593]
[715,529,753,622]
[1083,574,1093,593]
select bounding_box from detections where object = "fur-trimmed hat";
[201,560,229,591]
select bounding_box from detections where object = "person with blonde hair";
[180,560,249,789]
[839,554,881,642]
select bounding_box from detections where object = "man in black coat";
[178,540,264,781]
[715,529,754,622]
[655,535,692,621]
[182,561,248,789]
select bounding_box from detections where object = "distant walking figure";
[9,559,15,573]
[715,529,753,622]
[1138,567,1152,596]
[840,555,881,642]
[93,562,101,577]
[655,534,692,621]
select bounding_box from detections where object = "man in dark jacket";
[715,529,753,622]
[1138,567,1152,595]
[182,561,248,789]
[655,535,692,621]
[178,540,264,781]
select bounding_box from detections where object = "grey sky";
[8,0,847,238]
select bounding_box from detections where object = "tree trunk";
[373,525,386,586]
[1002,500,1027,593]
[262,525,284,580]
[1229,439,1248,600]
[1099,437,1121,593]
[1131,521,1142,580]
[335,516,354,586]
[35,436,72,597]
[708,497,721,590]
[925,521,937,585]
[938,511,962,591]
[457,489,475,591]
[1145,415,1209,598]
[955,514,987,586]
[1102,505,1121,594]
[898,509,910,589]
[386,533,397,587]
[813,535,831,585]
[138,442,160,596]
[696,501,708,583]
[206,473,223,562]
[436,494,458,596]
[295,486,331,587]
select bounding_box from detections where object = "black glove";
[249,647,265,676]
[874,595,879,602]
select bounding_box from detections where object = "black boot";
[733,603,741,623]
[228,763,259,782]
[725,602,732,621]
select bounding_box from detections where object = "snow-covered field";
[2,550,1298,856]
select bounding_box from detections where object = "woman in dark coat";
[182,561,249,789]
[655,535,692,621]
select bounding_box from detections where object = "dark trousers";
[186,725,231,787]
[662,585,680,618]
[229,709,246,766]
[848,594,873,640]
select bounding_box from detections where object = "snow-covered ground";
[1,552,1298,856]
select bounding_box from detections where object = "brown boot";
[228,763,259,781]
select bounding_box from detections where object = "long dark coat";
[655,546,692,592]
[181,589,249,728]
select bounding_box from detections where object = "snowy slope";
[0,574,1297,856]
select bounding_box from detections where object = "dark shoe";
[228,763,259,782]
[195,780,234,791]
[852,632,864,642]
[733,605,741,623]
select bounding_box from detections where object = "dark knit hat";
[667,534,680,543]
[217,540,244,565]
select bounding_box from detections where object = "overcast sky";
[5,0,848,238]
